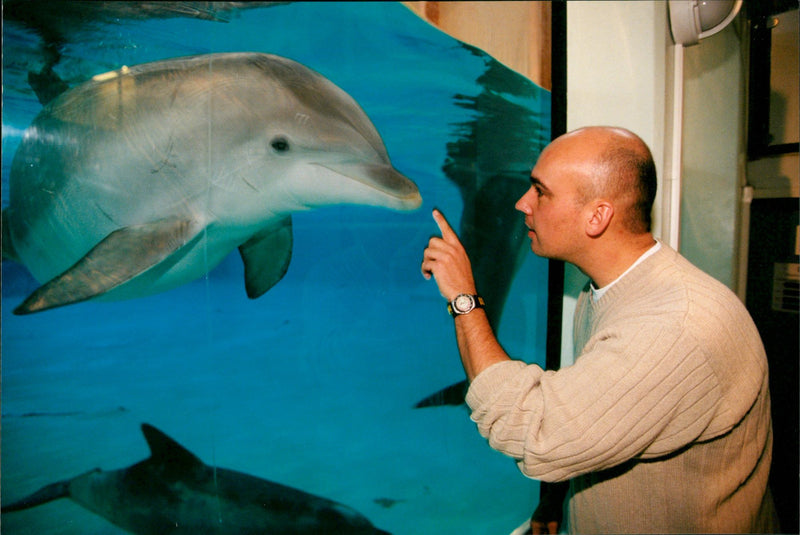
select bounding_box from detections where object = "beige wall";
[403,1,551,89]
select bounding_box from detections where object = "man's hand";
[529,481,568,534]
[421,208,507,380]
[420,209,477,301]
[530,519,559,534]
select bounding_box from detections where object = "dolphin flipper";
[14,218,203,315]
[238,217,293,299]
[1,480,70,512]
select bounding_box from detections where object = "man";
[421,126,777,533]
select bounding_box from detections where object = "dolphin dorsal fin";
[141,423,205,476]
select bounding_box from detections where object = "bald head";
[546,127,657,233]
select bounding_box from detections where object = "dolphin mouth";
[318,162,422,210]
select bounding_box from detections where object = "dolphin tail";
[13,217,203,315]
[1,480,70,512]
[28,65,70,105]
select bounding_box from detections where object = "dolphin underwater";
[1,423,391,534]
[2,52,422,315]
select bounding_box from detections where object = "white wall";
[562,1,669,364]
[680,23,745,289]
[562,2,750,365]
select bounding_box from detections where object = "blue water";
[1,3,551,534]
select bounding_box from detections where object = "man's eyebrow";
[529,175,550,191]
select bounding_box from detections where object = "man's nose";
[515,191,531,214]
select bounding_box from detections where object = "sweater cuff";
[465,360,528,410]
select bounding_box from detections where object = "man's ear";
[585,200,614,238]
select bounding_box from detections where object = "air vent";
[772,263,799,313]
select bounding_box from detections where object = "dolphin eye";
[270,137,290,153]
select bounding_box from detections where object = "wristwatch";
[447,294,485,316]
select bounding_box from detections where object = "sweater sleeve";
[465,322,724,482]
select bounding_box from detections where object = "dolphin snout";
[357,163,422,210]
[322,162,422,211]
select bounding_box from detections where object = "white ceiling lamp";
[669,0,744,46]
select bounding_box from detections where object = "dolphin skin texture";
[2,52,422,315]
[1,423,391,534]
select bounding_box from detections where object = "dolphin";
[2,52,421,315]
[1,423,391,534]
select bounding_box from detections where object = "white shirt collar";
[591,240,662,301]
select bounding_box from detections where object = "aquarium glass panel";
[2,3,552,533]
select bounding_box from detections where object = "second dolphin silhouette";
[2,423,391,534]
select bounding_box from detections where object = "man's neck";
[581,234,657,289]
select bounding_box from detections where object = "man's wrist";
[447,293,485,316]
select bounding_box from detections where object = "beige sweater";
[466,245,777,533]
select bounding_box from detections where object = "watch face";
[453,294,475,314]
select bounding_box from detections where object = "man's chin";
[529,242,547,258]
[529,242,560,261]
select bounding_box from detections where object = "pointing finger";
[432,209,459,243]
